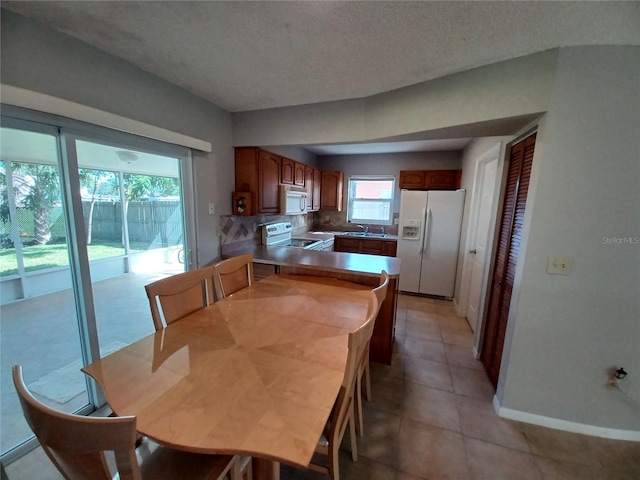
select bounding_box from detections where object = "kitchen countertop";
[221,243,401,278]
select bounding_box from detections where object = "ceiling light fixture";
[116,150,139,163]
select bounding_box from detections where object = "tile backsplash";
[220,213,315,245]
[313,210,399,234]
[220,211,398,245]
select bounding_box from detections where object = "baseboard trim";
[492,395,640,441]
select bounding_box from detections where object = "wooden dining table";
[82,274,371,480]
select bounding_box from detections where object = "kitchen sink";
[340,232,388,238]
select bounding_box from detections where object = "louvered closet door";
[481,133,536,387]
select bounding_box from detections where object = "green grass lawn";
[0,242,146,276]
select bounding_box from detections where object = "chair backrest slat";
[145,266,215,331]
[12,365,142,480]
[212,254,254,300]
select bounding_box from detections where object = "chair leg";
[349,404,358,462]
[230,456,252,480]
[355,374,364,436]
[364,358,372,402]
[230,456,241,480]
[329,438,340,480]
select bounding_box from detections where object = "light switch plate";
[547,256,571,275]
[208,203,215,215]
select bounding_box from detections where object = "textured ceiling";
[4,1,639,113]
[3,1,639,154]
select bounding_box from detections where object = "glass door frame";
[0,106,197,462]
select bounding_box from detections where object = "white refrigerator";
[397,189,465,297]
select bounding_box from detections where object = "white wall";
[498,46,640,434]
[1,10,234,266]
[233,50,557,147]
[263,145,319,168]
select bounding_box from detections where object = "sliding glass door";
[72,137,187,349]
[0,113,195,461]
[0,124,88,455]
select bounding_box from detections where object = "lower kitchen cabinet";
[253,262,277,280]
[334,236,397,257]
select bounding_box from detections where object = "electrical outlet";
[208,203,215,215]
[546,256,571,275]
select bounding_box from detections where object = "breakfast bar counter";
[219,243,402,365]
[223,243,401,278]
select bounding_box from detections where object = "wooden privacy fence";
[84,200,183,246]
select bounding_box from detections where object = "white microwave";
[280,185,308,215]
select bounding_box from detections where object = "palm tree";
[12,163,60,245]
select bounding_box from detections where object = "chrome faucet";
[357,224,369,234]
[380,227,385,235]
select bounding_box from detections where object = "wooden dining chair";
[355,270,389,436]
[145,266,215,331]
[307,287,382,480]
[12,365,251,480]
[212,254,254,300]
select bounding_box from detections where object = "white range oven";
[262,222,324,250]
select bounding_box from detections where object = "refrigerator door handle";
[421,208,432,256]
[418,208,426,254]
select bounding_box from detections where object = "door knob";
[469,249,477,254]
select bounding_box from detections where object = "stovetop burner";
[289,238,319,248]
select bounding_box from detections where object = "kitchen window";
[347,176,395,225]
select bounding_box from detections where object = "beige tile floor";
[5,294,640,479]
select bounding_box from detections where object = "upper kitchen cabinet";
[399,169,462,190]
[294,162,305,187]
[305,166,321,212]
[281,158,305,187]
[398,170,426,189]
[235,147,281,215]
[321,171,344,211]
[281,157,294,184]
[313,168,322,211]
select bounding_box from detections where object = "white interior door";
[466,149,500,332]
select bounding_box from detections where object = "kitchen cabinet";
[235,147,344,215]
[399,169,462,190]
[382,241,397,257]
[305,166,321,212]
[293,162,305,187]
[398,170,426,189]
[320,171,344,211]
[281,157,294,184]
[282,158,305,187]
[253,262,276,280]
[334,236,397,257]
[334,236,359,252]
[312,169,322,211]
[235,147,281,215]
